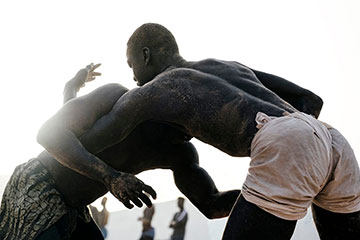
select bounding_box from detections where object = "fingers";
[93,63,101,70]
[85,63,101,82]
[143,184,157,200]
[85,63,94,71]
[111,174,157,209]
[91,72,101,76]
[85,63,101,71]
[138,192,152,208]
[85,73,101,82]
[130,195,144,208]
[122,199,134,209]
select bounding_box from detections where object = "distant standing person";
[138,204,155,240]
[169,197,188,240]
[90,197,110,238]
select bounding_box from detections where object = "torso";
[141,65,294,157]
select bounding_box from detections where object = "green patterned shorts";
[0,158,91,240]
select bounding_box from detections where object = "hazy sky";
[0,0,359,211]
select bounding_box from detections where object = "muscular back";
[186,59,296,112]
[186,58,322,117]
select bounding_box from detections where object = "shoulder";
[81,83,128,100]
[190,58,238,69]
[187,58,251,75]
[71,83,128,107]
[61,83,128,120]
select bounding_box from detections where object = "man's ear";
[143,47,150,65]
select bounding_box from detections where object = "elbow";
[36,121,59,150]
[37,125,48,147]
[296,93,323,119]
[306,94,323,119]
[313,95,323,118]
[202,210,216,220]
[200,208,226,219]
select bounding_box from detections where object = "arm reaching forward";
[37,65,156,208]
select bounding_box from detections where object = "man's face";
[126,46,157,86]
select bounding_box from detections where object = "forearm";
[252,69,323,117]
[38,127,117,185]
[63,80,80,103]
[173,164,239,219]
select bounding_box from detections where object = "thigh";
[222,194,296,240]
[71,218,104,240]
[312,204,360,240]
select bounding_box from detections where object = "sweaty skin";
[37,65,240,218]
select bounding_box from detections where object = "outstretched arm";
[169,143,240,219]
[251,69,323,118]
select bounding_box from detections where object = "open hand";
[105,172,157,209]
[83,63,101,85]
[72,63,102,90]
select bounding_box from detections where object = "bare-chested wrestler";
[0,64,240,240]
[48,24,358,239]
[123,24,360,240]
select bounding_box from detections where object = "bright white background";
[0,0,359,212]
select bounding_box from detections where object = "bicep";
[79,88,152,154]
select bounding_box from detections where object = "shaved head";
[127,23,179,60]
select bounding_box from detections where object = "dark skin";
[63,23,356,239]
[38,24,356,238]
[37,63,301,240]
[125,26,358,239]
[36,38,323,238]
[37,64,240,219]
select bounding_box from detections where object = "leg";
[222,194,296,240]
[71,218,104,240]
[312,203,360,240]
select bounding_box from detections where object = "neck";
[161,54,187,73]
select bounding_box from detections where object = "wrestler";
[0,64,239,239]
[66,24,358,239]
[124,23,360,239]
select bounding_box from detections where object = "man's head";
[127,23,180,86]
[177,197,185,209]
[101,197,107,206]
